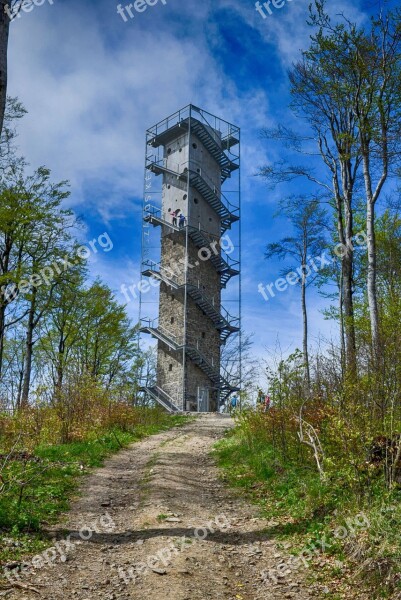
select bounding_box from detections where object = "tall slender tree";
[0,1,23,137]
[265,197,327,387]
[18,168,72,405]
[38,262,86,400]
[260,38,362,377]
[260,2,401,375]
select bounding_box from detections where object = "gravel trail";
[5,415,312,600]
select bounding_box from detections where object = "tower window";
[196,168,201,173]
[179,148,182,152]
[171,317,175,324]
[209,217,212,222]
[192,143,198,149]
[167,148,172,155]
[194,198,199,204]
[202,332,206,339]
[183,194,187,200]
[167,184,171,189]
[169,364,173,372]
[171,295,174,301]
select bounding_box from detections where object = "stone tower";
[140,105,240,412]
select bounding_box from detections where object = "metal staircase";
[139,321,239,404]
[187,226,240,287]
[139,322,182,352]
[142,106,240,412]
[188,117,239,182]
[141,206,239,288]
[142,260,240,343]
[186,284,239,343]
[185,169,239,227]
[141,385,181,413]
[185,346,239,403]
[148,117,239,183]
[144,202,234,239]
[146,162,239,229]
[143,206,180,232]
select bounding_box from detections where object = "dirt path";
[5,415,313,600]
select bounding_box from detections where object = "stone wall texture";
[156,119,223,411]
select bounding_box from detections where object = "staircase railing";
[145,157,239,220]
[141,385,181,413]
[142,261,239,340]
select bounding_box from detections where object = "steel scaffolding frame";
[138,105,241,412]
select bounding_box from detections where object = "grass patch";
[0,412,189,567]
[214,424,401,599]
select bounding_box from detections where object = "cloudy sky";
[7,0,395,363]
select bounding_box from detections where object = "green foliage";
[215,401,401,598]
[0,407,188,565]
[0,99,146,411]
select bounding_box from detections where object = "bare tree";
[221,330,257,409]
[291,1,401,365]
[348,12,401,360]
[259,2,368,377]
[265,197,327,387]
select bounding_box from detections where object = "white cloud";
[219,0,368,68]
[6,0,350,361]
[8,0,270,223]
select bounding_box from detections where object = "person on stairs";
[172,209,180,227]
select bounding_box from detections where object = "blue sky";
[7,0,395,365]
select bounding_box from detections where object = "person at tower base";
[230,394,238,413]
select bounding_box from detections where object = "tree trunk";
[366,198,380,357]
[0,241,12,378]
[54,333,64,400]
[21,287,36,407]
[16,364,23,409]
[339,265,346,379]
[334,189,356,378]
[362,148,381,360]
[0,1,10,137]
[344,190,357,377]
[301,265,310,388]
[0,303,5,378]
[343,246,356,377]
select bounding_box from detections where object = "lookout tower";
[139,105,241,412]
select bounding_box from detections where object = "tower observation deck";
[139,105,241,412]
